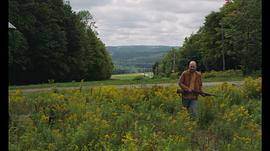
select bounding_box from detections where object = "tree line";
[153,0,261,76]
[9,0,114,85]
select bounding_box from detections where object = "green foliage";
[169,72,179,79]
[8,0,113,85]
[243,77,261,99]
[197,97,217,129]
[9,77,261,150]
[156,0,261,76]
[153,48,182,76]
[154,68,243,81]
[77,10,93,26]
[8,30,29,84]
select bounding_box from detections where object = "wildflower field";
[9,77,261,151]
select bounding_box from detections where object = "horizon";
[106,44,179,47]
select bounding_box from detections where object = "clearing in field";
[9,77,261,151]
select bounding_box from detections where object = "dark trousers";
[182,99,197,119]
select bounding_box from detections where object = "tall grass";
[9,77,261,150]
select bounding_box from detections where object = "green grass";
[8,77,173,90]
[10,70,260,91]
[111,73,145,80]
[8,77,261,151]
[9,70,261,91]
[8,77,244,91]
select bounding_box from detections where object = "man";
[178,61,202,119]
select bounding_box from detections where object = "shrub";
[243,77,261,99]
[169,72,179,79]
[9,79,261,151]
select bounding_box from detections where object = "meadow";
[9,77,261,151]
[8,70,250,90]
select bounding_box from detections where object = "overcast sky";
[68,0,225,46]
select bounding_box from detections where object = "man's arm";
[178,71,190,91]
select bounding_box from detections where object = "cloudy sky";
[68,0,225,46]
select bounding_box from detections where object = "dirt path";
[9,81,244,93]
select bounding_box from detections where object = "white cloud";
[68,0,224,46]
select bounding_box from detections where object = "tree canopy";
[154,0,261,76]
[9,0,114,85]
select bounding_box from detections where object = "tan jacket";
[178,70,202,100]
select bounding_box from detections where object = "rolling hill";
[107,45,178,73]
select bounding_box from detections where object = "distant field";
[111,72,154,80]
[111,73,144,80]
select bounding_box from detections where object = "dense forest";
[8,0,114,85]
[108,45,175,74]
[154,0,261,76]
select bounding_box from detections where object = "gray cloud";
[68,0,224,46]
[68,0,113,10]
[143,0,223,14]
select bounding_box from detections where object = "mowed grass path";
[9,76,244,90]
[9,81,244,94]
[8,72,248,93]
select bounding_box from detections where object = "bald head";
[189,61,197,72]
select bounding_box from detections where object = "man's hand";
[187,88,193,92]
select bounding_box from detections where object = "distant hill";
[107,45,178,73]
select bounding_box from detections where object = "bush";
[250,70,261,77]
[197,97,216,129]
[243,77,261,99]
[214,82,246,106]
[169,72,179,79]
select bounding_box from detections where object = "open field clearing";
[9,70,251,91]
[111,73,153,80]
[9,77,261,150]
[9,81,244,93]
